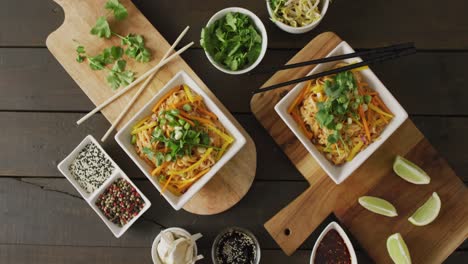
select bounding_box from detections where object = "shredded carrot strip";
[373,95,391,114]
[152,86,180,112]
[291,109,313,139]
[151,162,168,176]
[287,82,310,113]
[180,112,214,126]
[359,106,371,141]
[177,114,195,126]
[168,148,213,175]
[198,106,218,120]
[176,169,209,191]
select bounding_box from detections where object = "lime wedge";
[387,233,412,264]
[393,156,430,184]
[358,196,398,217]
[408,192,441,226]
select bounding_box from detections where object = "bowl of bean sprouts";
[267,0,330,34]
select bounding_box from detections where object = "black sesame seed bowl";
[57,135,151,238]
[89,171,151,238]
[212,227,261,264]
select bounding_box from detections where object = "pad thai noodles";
[131,84,234,196]
[288,63,393,165]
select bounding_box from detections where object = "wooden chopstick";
[251,42,414,74]
[76,26,191,126]
[253,47,416,94]
[100,41,193,141]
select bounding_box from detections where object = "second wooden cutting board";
[251,32,468,263]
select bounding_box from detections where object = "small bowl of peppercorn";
[90,171,151,238]
[212,227,261,264]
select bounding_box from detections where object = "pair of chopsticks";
[252,42,416,94]
[76,26,193,142]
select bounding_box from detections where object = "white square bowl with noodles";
[115,70,246,210]
[275,41,408,184]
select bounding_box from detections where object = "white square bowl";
[275,41,408,184]
[115,70,246,210]
[57,135,118,199]
[57,135,151,238]
[89,170,151,238]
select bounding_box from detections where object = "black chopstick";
[251,42,415,74]
[252,47,416,94]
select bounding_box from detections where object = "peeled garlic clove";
[157,231,175,261]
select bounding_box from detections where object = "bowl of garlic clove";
[152,227,204,264]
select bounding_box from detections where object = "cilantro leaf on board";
[105,0,128,20]
[90,16,112,38]
[121,34,151,62]
[76,45,86,62]
[107,59,135,90]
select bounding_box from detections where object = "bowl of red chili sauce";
[310,221,357,264]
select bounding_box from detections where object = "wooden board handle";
[264,176,336,255]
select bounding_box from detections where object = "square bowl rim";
[56,134,151,237]
[115,70,247,210]
[274,41,408,184]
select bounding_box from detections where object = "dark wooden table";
[0,0,467,263]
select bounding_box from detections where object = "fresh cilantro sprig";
[89,1,151,62]
[76,46,134,89]
[105,0,128,20]
[315,71,367,144]
[107,60,135,90]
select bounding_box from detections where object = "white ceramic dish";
[203,7,268,75]
[57,135,151,238]
[310,221,357,264]
[151,227,202,264]
[275,41,408,184]
[266,0,329,34]
[115,70,247,210]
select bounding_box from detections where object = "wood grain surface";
[251,32,468,263]
[45,0,257,215]
[0,0,466,263]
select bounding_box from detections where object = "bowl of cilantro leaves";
[201,7,268,74]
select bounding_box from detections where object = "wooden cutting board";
[46,0,257,215]
[251,32,468,263]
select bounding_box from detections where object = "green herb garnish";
[107,60,135,90]
[316,71,363,144]
[90,16,112,38]
[105,0,128,20]
[200,12,262,71]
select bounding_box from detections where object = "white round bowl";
[151,227,199,264]
[203,7,268,75]
[266,0,330,34]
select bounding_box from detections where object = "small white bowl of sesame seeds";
[57,135,151,237]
